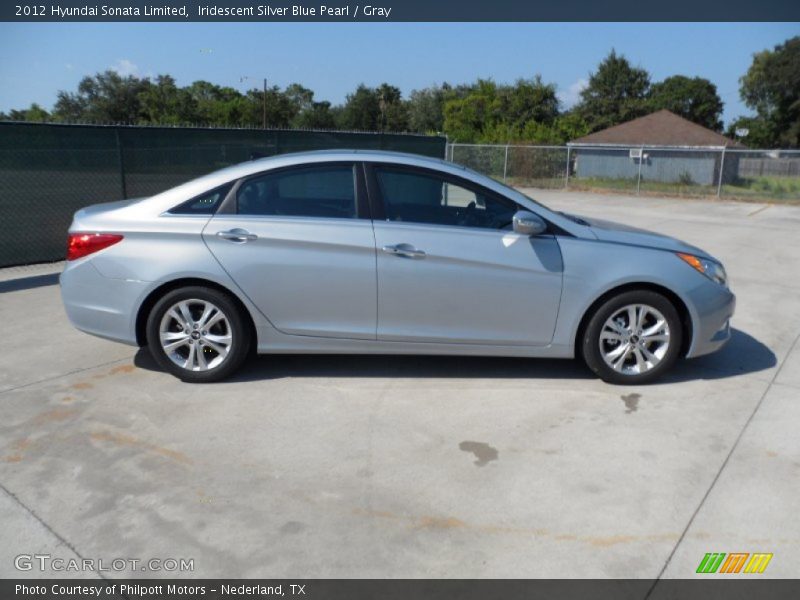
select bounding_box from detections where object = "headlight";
[677,253,727,287]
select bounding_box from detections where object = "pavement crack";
[0,481,109,581]
[645,329,800,598]
[0,356,135,397]
[747,204,772,217]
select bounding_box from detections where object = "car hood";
[565,213,712,259]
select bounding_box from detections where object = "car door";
[368,164,563,346]
[203,162,377,340]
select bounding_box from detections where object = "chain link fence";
[448,143,800,203]
[0,122,446,267]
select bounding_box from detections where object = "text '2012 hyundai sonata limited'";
[60,150,735,384]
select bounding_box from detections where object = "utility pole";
[240,76,268,129]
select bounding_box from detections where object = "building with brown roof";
[568,110,743,186]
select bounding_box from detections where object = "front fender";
[552,237,708,357]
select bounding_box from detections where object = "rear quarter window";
[168,183,232,215]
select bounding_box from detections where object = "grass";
[563,175,800,203]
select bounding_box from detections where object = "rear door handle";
[381,243,426,259]
[216,228,257,243]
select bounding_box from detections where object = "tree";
[3,103,50,122]
[243,85,299,128]
[185,80,248,126]
[738,36,800,147]
[137,75,196,124]
[648,75,724,131]
[442,79,501,142]
[338,84,381,130]
[576,50,650,132]
[407,84,453,133]
[725,116,775,148]
[53,70,149,123]
[376,83,408,131]
[284,83,315,115]
[500,76,559,128]
[293,101,337,129]
[442,77,563,143]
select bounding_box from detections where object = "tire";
[581,290,683,385]
[146,286,250,383]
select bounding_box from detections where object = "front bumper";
[685,281,736,358]
[60,259,149,346]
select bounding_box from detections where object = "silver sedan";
[60,150,735,384]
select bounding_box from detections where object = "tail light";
[67,233,123,261]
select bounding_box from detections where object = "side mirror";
[512,210,547,236]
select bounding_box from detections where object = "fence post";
[503,144,509,182]
[114,128,127,199]
[565,146,571,189]
[636,146,644,195]
[717,147,726,198]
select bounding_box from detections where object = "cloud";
[65,63,74,71]
[558,78,588,108]
[110,59,140,77]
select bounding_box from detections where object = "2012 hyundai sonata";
[60,150,735,384]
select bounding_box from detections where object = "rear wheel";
[581,290,683,385]
[146,286,250,383]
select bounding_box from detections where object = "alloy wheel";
[158,299,233,372]
[599,303,671,375]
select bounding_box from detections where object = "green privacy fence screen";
[0,122,446,267]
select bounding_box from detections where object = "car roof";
[218,149,465,179]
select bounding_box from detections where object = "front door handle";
[216,228,257,243]
[381,243,426,259]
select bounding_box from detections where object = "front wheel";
[581,290,683,385]
[146,286,250,383]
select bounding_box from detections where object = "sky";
[0,22,798,125]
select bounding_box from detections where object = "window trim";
[216,161,368,220]
[364,162,527,232]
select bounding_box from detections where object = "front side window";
[237,165,357,219]
[374,167,517,230]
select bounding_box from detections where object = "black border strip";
[3,0,800,22]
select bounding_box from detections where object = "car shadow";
[0,273,59,294]
[661,328,777,383]
[133,327,776,385]
[134,347,594,382]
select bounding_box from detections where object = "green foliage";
[335,83,409,131]
[188,81,250,126]
[648,75,724,131]
[138,75,196,125]
[293,101,337,129]
[442,76,571,143]
[407,83,455,133]
[576,50,651,133]
[738,36,800,148]
[54,70,151,123]
[2,103,50,122]
[725,116,774,148]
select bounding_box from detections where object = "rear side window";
[237,165,357,219]
[168,184,232,215]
